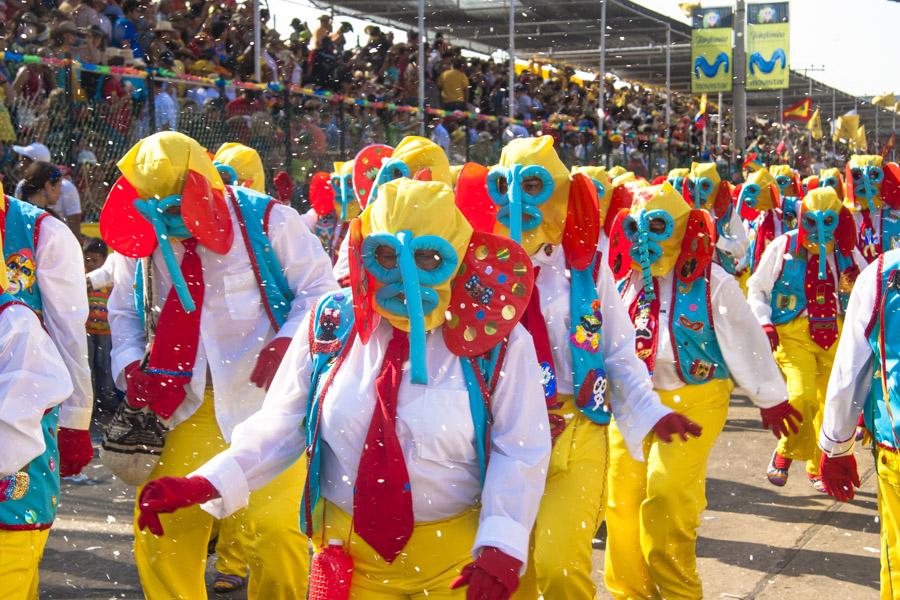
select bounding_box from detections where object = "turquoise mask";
[622,209,675,299]
[850,165,883,211]
[800,209,839,280]
[487,164,555,245]
[134,194,196,312]
[687,176,714,209]
[331,172,354,221]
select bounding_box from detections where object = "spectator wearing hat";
[12,143,83,237]
[330,21,352,56]
[73,25,106,65]
[71,0,102,30]
[312,14,331,51]
[50,21,82,59]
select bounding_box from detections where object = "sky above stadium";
[266,0,899,99]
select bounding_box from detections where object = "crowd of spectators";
[0,0,852,214]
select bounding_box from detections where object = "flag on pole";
[882,132,896,159]
[807,108,823,140]
[782,97,812,121]
[694,93,708,130]
[855,125,868,152]
[833,111,860,143]
[873,93,897,108]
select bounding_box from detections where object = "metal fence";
[0,61,726,219]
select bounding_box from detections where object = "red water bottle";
[308,539,354,600]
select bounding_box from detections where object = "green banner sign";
[746,3,790,90]
[691,7,734,93]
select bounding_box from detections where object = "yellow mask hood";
[385,136,452,186]
[846,154,884,211]
[817,167,844,200]
[360,178,473,333]
[118,131,224,199]
[332,159,359,220]
[627,182,690,278]
[213,143,265,193]
[490,135,570,256]
[738,168,779,213]
[687,162,721,210]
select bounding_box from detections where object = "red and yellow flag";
[783,97,812,122]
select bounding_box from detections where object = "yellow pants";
[317,501,474,599]
[605,378,732,600]
[773,317,840,477]
[214,512,251,577]
[0,528,50,600]
[134,394,309,599]
[877,448,900,599]
[517,396,608,600]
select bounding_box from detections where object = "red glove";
[137,476,219,536]
[124,361,187,420]
[250,337,292,390]
[57,428,94,477]
[652,413,703,443]
[762,324,779,351]
[450,547,522,600]
[273,171,294,204]
[819,454,861,502]
[759,401,803,439]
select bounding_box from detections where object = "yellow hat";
[214,143,265,193]
[627,182,690,278]
[492,136,570,256]
[572,165,613,225]
[118,131,223,199]
[388,136,452,186]
[738,168,779,213]
[360,178,472,333]
[688,162,722,210]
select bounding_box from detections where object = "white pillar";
[599,0,606,115]
[253,0,261,82]
[418,0,425,136]
[665,25,671,128]
[717,92,724,148]
[508,0,516,122]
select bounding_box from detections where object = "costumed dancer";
[136,178,551,599]
[843,155,900,262]
[306,159,359,264]
[747,187,867,489]
[736,167,797,277]
[488,136,701,599]
[818,248,900,598]
[685,161,749,276]
[333,136,452,281]
[664,167,690,191]
[213,142,267,193]
[103,132,337,599]
[604,182,799,599]
[0,200,75,599]
[2,170,94,479]
[770,164,803,199]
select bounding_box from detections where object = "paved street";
[41,393,880,599]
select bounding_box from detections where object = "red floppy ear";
[882,163,900,209]
[563,173,601,270]
[835,206,858,256]
[844,164,856,207]
[99,176,157,258]
[347,218,379,344]
[604,185,633,237]
[805,176,819,194]
[650,175,667,185]
[309,171,335,217]
[768,183,782,211]
[412,168,432,181]
[182,170,234,255]
[353,144,394,208]
[792,173,803,198]
[455,162,496,233]
[444,231,534,357]
[607,208,633,280]
[676,209,716,284]
[714,181,732,218]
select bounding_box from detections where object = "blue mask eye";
[821,177,836,188]
[869,167,884,184]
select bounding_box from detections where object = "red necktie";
[753,211,776,270]
[145,238,205,418]
[628,278,660,374]
[804,253,838,350]
[519,268,560,409]
[353,327,414,563]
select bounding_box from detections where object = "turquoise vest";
[2,198,48,316]
[880,208,900,254]
[769,231,856,325]
[671,272,730,384]
[714,204,740,275]
[865,253,900,448]
[0,294,60,529]
[299,289,502,535]
[134,186,295,331]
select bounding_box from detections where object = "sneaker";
[213,573,247,594]
[767,450,792,486]
[808,472,828,494]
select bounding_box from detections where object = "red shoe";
[767,450,792,486]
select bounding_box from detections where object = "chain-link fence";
[0,59,732,220]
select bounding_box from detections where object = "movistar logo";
[694,52,730,79]
[748,48,787,75]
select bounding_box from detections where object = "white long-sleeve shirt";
[0,303,73,476]
[532,244,670,459]
[716,208,750,263]
[32,213,92,431]
[193,317,551,565]
[819,256,882,457]
[746,234,867,326]
[621,263,787,409]
[86,252,123,290]
[108,201,337,440]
